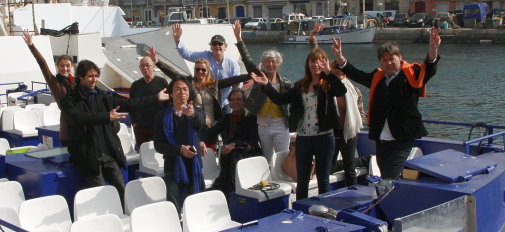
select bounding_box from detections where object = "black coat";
[340,57,439,141]
[60,87,159,176]
[261,72,347,133]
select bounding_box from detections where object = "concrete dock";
[242,27,505,44]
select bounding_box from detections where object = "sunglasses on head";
[194,67,207,72]
[211,41,224,46]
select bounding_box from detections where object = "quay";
[242,27,505,44]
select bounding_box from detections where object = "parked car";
[228,17,252,27]
[435,12,453,26]
[243,18,267,30]
[392,13,410,26]
[268,18,284,23]
[409,13,433,27]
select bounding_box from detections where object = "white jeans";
[257,116,290,164]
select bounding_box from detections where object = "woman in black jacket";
[251,48,347,200]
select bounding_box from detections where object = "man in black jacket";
[60,60,169,205]
[205,88,261,197]
[332,28,441,179]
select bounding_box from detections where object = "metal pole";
[32,0,38,34]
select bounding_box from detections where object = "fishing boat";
[284,17,377,44]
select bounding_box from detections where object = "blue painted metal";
[463,130,505,155]
[0,219,29,232]
[293,186,378,216]
[36,125,62,148]
[379,152,505,232]
[222,211,365,232]
[0,131,39,147]
[336,209,387,232]
[228,192,290,223]
[404,149,497,183]
[0,154,5,178]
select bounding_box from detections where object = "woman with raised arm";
[149,47,250,152]
[251,47,347,200]
[232,20,292,164]
[22,30,75,145]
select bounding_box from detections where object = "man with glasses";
[129,56,170,150]
[172,23,241,113]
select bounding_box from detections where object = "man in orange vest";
[331,28,441,180]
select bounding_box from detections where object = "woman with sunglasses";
[231,20,292,164]
[149,47,250,153]
[22,30,75,145]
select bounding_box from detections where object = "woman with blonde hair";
[251,48,347,200]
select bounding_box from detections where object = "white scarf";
[335,78,363,141]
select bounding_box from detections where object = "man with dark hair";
[130,56,169,150]
[60,60,169,205]
[153,76,205,214]
[205,88,261,196]
[332,28,441,180]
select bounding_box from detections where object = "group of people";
[22,19,441,214]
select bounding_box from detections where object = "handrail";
[423,119,505,146]
[463,131,505,155]
[31,81,49,91]
[0,218,29,232]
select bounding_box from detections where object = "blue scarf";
[162,104,202,194]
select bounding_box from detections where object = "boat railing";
[0,218,29,232]
[463,131,505,155]
[0,82,26,105]
[424,119,505,154]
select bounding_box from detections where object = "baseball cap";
[210,35,226,44]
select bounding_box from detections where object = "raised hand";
[428,27,441,61]
[22,30,33,46]
[109,106,127,121]
[250,72,268,86]
[182,101,194,117]
[232,19,242,42]
[149,47,158,63]
[332,37,347,66]
[310,21,324,39]
[157,88,169,101]
[172,23,182,42]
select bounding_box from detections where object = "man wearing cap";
[172,23,241,113]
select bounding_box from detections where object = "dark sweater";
[129,76,169,127]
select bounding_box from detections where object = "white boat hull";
[284,27,377,44]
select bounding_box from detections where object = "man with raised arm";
[172,23,241,113]
[332,28,441,180]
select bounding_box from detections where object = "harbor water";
[245,43,505,141]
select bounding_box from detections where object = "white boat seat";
[119,133,140,165]
[236,156,292,202]
[202,148,220,189]
[13,110,41,137]
[70,214,123,232]
[131,201,181,232]
[19,195,72,232]
[1,107,23,131]
[124,176,166,216]
[139,141,165,177]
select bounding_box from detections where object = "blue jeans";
[295,133,335,200]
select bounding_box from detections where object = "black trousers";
[213,149,260,198]
[81,160,126,208]
[333,135,358,186]
[375,140,415,179]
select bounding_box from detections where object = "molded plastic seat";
[49,102,58,108]
[0,206,20,232]
[0,106,23,131]
[118,123,129,135]
[73,185,130,231]
[124,176,167,215]
[131,201,181,232]
[182,190,240,232]
[0,138,11,155]
[270,150,319,196]
[19,195,71,232]
[369,155,381,177]
[70,214,123,232]
[407,147,423,160]
[119,133,140,165]
[13,110,42,137]
[42,108,61,126]
[24,104,46,110]
[0,181,25,213]
[235,156,292,202]
[202,148,220,189]
[31,106,51,125]
[139,141,164,176]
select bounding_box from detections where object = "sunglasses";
[194,67,207,72]
[211,41,224,46]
